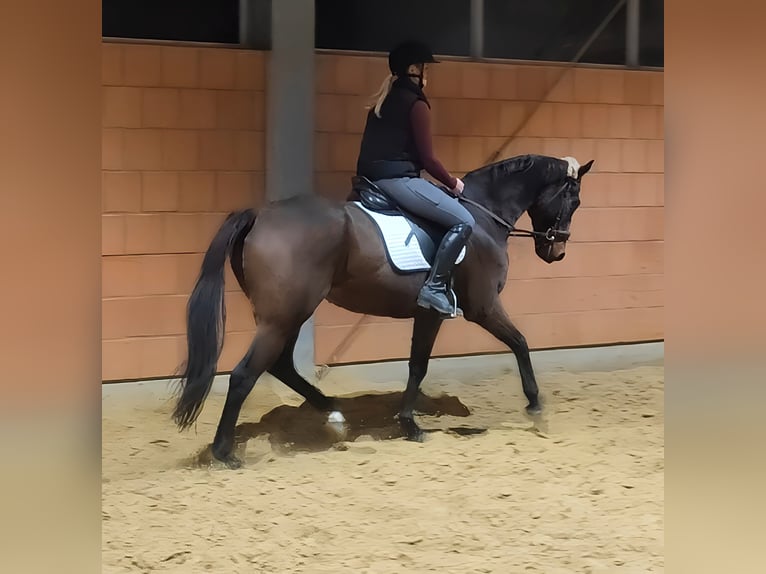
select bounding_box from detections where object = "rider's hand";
[451,178,465,195]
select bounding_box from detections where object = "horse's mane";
[465,154,567,184]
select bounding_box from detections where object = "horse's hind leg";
[267,331,336,413]
[398,309,444,441]
[212,325,287,468]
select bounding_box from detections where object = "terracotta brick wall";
[101,42,266,380]
[100,45,663,380]
[313,54,664,365]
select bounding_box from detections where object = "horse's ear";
[578,160,594,179]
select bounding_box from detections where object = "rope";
[316,314,370,380]
[485,0,627,165]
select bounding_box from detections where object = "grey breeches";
[374,177,475,230]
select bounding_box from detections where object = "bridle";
[456,181,573,243]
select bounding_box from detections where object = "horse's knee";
[508,332,528,352]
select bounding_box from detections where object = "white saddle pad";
[353,202,466,273]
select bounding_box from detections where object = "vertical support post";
[239,0,251,47]
[267,0,314,200]
[626,0,641,68]
[470,0,485,59]
[239,0,272,49]
[266,0,316,376]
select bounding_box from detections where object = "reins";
[457,194,569,243]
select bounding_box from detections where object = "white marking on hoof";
[560,156,581,179]
[328,411,346,424]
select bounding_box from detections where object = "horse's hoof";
[405,430,425,443]
[526,403,543,416]
[212,447,242,469]
[398,415,424,442]
[222,456,243,470]
[402,424,425,443]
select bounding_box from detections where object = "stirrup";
[419,287,463,319]
[450,287,463,318]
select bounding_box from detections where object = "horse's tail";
[172,208,257,430]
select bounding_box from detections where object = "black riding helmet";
[388,41,438,77]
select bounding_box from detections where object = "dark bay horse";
[172,153,594,467]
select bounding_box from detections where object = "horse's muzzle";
[536,240,567,263]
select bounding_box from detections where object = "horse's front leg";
[398,309,444,441]
[470,302,541,415]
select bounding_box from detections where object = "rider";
[355,40,475,318]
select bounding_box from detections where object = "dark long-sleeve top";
[409,99,457,190]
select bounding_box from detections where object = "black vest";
[356,79,430,181]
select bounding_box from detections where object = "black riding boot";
[417,223,472,317]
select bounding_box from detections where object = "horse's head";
[527,156,594,263]
[463,154,595,263]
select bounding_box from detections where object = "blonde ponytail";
[366,73,395,118]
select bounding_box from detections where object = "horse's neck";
[463,177,536,228]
